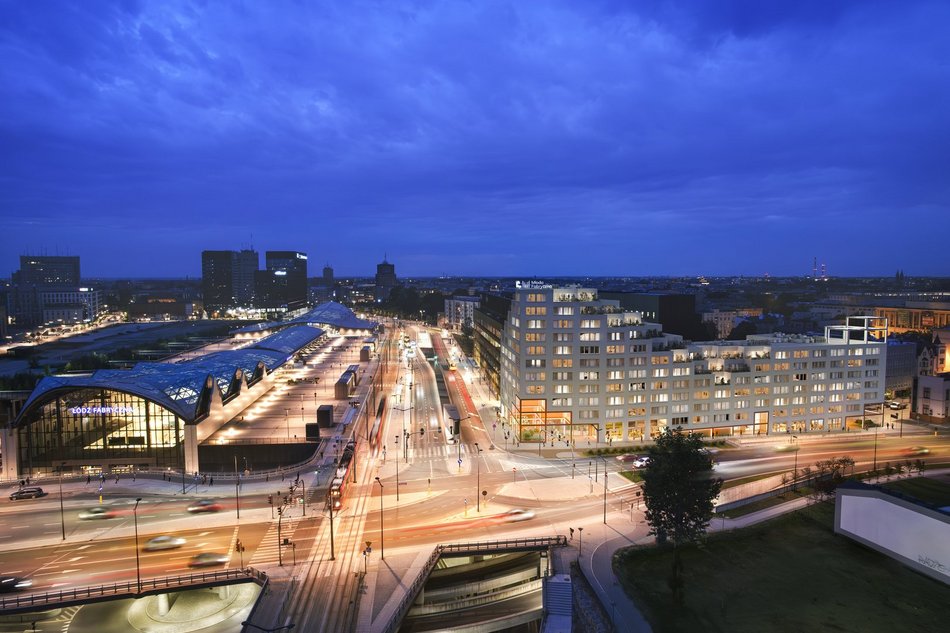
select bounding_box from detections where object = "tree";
[641,428,723,606]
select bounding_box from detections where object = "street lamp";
[873,427,879,472]
[133,497,143,593]
[792,435,799,489]
[475,443,483,512]
[234,455,241,520]
[394,436,401,502]
[58,462,66,541]
[578,527,584,555]
[375,477,384,560]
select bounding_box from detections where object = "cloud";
[0,0,947,277]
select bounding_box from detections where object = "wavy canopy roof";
[16,325,324,425]
[232,301,376,335]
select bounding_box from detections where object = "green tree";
[642,427,723,606]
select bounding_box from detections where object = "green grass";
[614,502,950,633]
[618,470,644,483]
[718,488,808,518]
[882,477,950,506]
[720,472,777,490]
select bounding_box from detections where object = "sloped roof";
[16,325,324,426]
[232,301,377,334]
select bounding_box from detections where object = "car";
[188,552,229,568]
[78,506,119,520]
[0,576,32,593]
[187,499,223,513]
[144,535,186,551]
[902,446,931,456]
[888,402,902,410]
[615,454,642,463]
[632,457,650,468]
[9,487,47,501]
[502,509,536,522]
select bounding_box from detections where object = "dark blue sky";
[2,1,948,278]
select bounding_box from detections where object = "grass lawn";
[618,470,643,483]
[720,471,778,490]
[882,477,950,506]
[718,488,810,518]
[613,502,950,632]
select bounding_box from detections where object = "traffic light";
[420,427,425,436]
[268,495,273,505]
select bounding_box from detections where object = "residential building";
[500,285,886,445]
[702,308,764,339]
[916,374,950,421]
[445,296,480,331]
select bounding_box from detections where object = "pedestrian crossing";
[250,516,302,565]
[403,443,479,461]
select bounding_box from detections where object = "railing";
[0,568,266,614]
[381,536,568,633]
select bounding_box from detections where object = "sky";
[1,1,948,279]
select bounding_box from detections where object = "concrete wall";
[835,485,950,585]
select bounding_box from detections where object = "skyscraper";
[322,264,334,287]
[257,251,308,310]
[12,255,85,326]
[201,249,259,313]
[375,257,397,302]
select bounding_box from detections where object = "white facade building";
[39,287,102,324]
[500,286,887,445]
[445,296,480,331]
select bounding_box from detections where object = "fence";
[0,568,266,614]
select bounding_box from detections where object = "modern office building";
[884,340,917,394]
[375,258,397,302]
[323,264,334,287]
[11,255,84,326]
[473,293,512,399]
[256,251,308,312]
[916,373,950,421]
[500,285,886,445]
[202,249,261,314]
[445,296,480,331]
[233,249,259,306]
[37,287,102,324]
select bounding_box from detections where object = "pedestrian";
[25,476,30,485]
[115,474,120,483]
[86,474,91,484]
[570,527,575,541]
[132,472,136,482]
[210,476,214,486]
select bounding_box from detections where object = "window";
[580,345,600,354]
[579,332,601,342]
[527,319,545,329]
[554,345,572,355]
[526,293,545,302]
[552,359,573,368]
[580,319,601,329]
[556,306,574,315]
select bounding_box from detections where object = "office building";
[323,264,334,287]
[11,255,92,327]
[884,341,917,394]
[500,285,886,445]
[473,293,512,399]
[375,258,397,302]
[600,292,701,338]
[257,251,308,312]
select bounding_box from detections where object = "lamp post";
[58,462,66,541]
[300,479,306,517]
[394,436,401,502]
[133,497,142,593]
[792,435,799,489]
[873,427,879,472]
[234,455,241,520]
[603,463,608,525]
[375,477,384,560]
[328,495,336,561]
[475,443,483,512]
[285,408,290,439]
[578,527,584,555]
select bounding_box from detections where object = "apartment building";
[500,285,887,445]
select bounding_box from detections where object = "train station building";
[3,302,379,480]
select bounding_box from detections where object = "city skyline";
[2,1,948,278]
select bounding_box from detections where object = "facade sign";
[70,406,135,416]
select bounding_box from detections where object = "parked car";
[187,499,222,513]
[0,576,32,593]
[502,509,536,522]
[188,552,229,568]
[888,402,902,410]
[78,506,119,520]
[9,487,47,501]
[144,535,186,551]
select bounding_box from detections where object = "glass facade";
[18,388,185,474]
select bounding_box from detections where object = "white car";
[502,509,536,522]
[632,457,650,469]
[144,535,186,551]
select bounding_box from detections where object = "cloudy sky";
[1,1,947,278]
